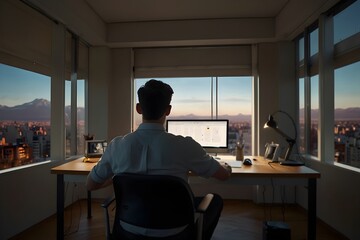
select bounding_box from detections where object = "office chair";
[101,173,214,240]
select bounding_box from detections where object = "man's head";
[137,79,174,121]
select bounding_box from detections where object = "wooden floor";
[11,199,348,240]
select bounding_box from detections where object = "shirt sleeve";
[182,137,221,178]
[88,138,116,184]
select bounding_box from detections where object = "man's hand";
[223,162,232,174]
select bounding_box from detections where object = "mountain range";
[0,98,359,121]
[0,98,84,121]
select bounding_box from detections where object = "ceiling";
[85,0,290,23]
[34,0,335,47]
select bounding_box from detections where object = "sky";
[0,63,85,107]
[0,64,50,107]
[135,77,253,116]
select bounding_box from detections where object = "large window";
[0,0,88,170]
[310,75,319,157]
[334,61,360,167]
[334,0,360,44]
[0,64,51,170]
[298,77,305,153]
[296,0,360,169]
[297,26,319,159]
[65,35,88,158]
[134,77,253,155]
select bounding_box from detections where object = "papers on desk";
[218,160,242,168]
[225,161,243,168]
[214,155,243,168]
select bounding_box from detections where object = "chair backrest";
[112,173,196,231]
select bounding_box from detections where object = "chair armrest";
[195,194,214,240]
[196,193,214,213]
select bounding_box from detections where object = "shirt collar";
[138,123,166,131]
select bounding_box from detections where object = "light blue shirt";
[89,123,221,184]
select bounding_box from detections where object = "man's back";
[97,123,220,182]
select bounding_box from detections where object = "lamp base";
[279,159,304,166]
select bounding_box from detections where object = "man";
[87,79,232,239]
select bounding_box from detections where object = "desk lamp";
[264,110,304,166]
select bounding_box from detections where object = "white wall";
[88,47,111,141]
[297,160,360,240]
[108,48,134,139]
[0,163,57,239]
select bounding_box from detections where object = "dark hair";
[137,79,174,120]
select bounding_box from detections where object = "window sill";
[304,155,360,174]
[0,160,52,174]
[334,161,360,174]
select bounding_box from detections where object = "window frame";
[296,0,360,170]
[0,1,89,171]
[133,76,254,155]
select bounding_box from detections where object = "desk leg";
[308,178,317,240]
[56,174,64,240]
[87,190,92,218]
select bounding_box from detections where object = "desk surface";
[225,157,320,178]
[51,157,99,175]
[51,156,320,179]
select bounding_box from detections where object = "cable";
[270,178,275,220]
[280,186,286,222]
[262,185,267,220]
[64,183,82,236]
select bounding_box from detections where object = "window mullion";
[318,14,335,163]
[70,35,78,156]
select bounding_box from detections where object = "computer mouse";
[243,158,252,166]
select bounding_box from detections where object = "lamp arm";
[273,128,295,143]
[271,111,297,160]
[272,110,298,140]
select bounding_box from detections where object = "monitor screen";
[85,140,107,158]
[166,119,229,153]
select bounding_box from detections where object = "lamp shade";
[264,115,277,129]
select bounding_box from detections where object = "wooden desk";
[51,156,320,240]
[51,157,99,240]
[217,156,320,240]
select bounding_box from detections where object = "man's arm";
[211,163,232,181]
[86,174,113,191]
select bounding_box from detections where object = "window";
[296,0,360,169]
[310,29,319,56]
[298,77,305,153]
[297,26,319,159]
[65,79,85,157]
[0,63,51,170]
[334,0,360,44]
[310,75,319,157]
[134,77,253,155]
[334,61,360,167]
[0,0,88,170]
[65,33,88,158]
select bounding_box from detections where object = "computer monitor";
[166,119,229,154]
[85,140,107,158]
